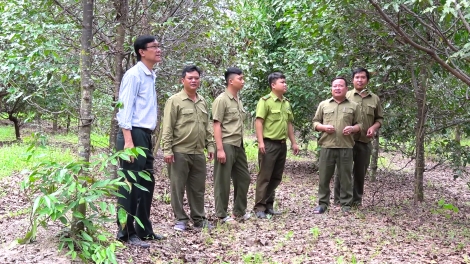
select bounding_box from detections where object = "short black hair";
[134,35,157,61]
[224,67,243,85]
[181,65,201,78]
[268,72,286,86]
[331,76,348,87]
[352,67,370,80]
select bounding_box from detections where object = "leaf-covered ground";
[1,149,470,263]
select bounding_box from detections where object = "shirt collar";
[270,91,285,102]
[328,97,350,104]
[137,61,156,77]
[178,90,200,102]
[354,88,369,96]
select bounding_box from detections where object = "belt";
[133,127,153,134]
[263,138,286,144]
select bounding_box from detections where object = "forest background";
[1,0,470,263]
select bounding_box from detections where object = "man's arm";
[205,104,215,161]
[213,121,225,164]
[255,118,265,154]
[367,97,384,137]
[287,122,299,155]
[162,98,176,163]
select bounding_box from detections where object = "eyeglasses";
[145,45,160,50]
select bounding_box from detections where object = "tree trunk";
[455,125,461,144]
[370,131,379,182]
[411,67,427,203]
[109,0,128,178]
[8,113,20,140]
[72,0,94,234]
[66,114,71,134]
[52,113,58,134]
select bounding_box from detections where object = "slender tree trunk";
[370,131,379,181]
[66,114,71,134]
[73,0,94,234]
[110,0,128,178]
[8,113,20,140]
[411,67,427,203]
[52,113,58,134]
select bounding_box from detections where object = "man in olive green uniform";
[253,72,299,219]
[334,68,384,206]
[312,77,362,214]
[212,67,251,224]
[162,65,214,231]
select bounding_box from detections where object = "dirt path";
[1,152,470,263]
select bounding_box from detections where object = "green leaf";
[135,147,146,158]
[133,183,149,192]
[138,171,151,181]
[127,171,137,181]
[133,215,144,229]
[118,208,127,229]
[97,235,107,241]
[81,231,94,242]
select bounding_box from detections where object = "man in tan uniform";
[312,77,362,214]
[253,72,299,219]
[334,68,384,207]
[212,67,251,224]
[162,65,214,231]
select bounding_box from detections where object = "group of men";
[114,35,383,248]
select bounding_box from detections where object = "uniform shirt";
[116,61,158,130]
[312,98,362,148]
[255,92,294,140]
[212,90,246,147]
[161,90,215,156]
[346,89,384,143]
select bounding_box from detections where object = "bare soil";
[1,149,470,263]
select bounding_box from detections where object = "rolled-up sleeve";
[375,97,384,126]
[117,74,139,130]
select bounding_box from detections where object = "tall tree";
[73,0,94,233]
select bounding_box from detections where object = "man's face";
[331,79,348,100]
[271,78,287,94]
[181,70,200,92]
[140,40,162,64]
[230,74,245,90]
[353,71,368,90]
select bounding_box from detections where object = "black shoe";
[255,211,267,219]
[265,209,282,215]
[125,234,150,248]
[140,233,164,241]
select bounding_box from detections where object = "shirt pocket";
[227,108,239,121]
[181,108,195,123]
[323,109,335,122]
[270,109,282,121]
[366,104,376,116]
[342,107,354,124]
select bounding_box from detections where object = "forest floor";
[1,139,470,263]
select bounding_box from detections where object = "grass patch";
[53,133,109,148]
[0,142,77,179]
[0,125,17,141]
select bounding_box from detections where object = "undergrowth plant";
[18,132,151,263]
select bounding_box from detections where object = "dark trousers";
[318,148,353,208]
[116,128,155,240]
[168,152,207,225]
[254,139,287,212]
[213,143,251,218]
[334,141,371,205]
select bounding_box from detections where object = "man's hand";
[124,141,135,163]
[217,149,226,164]
[342,126,355,136]
[164,155,175,164]
[258,142,266,154]
[323,125,335,134]
[207,152,214,162]
[291,143,299,155]
[366,127,377,138]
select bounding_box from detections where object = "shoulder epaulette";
[262,94,271,100]
[284,96,289,102]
